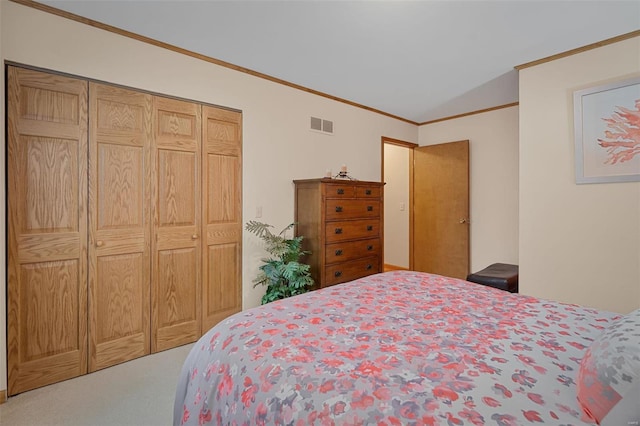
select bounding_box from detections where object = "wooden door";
[88,83,152,371]
[7,67,88,395]
[412,141,470,279]
[151,97,202,352]
[201,106,242,332]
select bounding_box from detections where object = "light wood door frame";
[381,137,418,270]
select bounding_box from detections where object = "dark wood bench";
[466,263,519,293]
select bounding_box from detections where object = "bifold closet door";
[88,83,151,371]
[7,67,88,395]
[202,106,242,331]
[151,97,202,352]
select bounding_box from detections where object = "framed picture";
[573,76,640,184]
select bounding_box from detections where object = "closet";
[6,66,242,395]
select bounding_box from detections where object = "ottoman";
[466,263,519,293]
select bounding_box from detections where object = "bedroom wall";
[519,36,640,314]
[418,106,520,273]
[383,143,410,268]
[0,1,418,394]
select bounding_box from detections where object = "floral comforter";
[174,271,618,425]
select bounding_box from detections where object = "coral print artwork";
[598,99,640,165]
[574,77,640,183]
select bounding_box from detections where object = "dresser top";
[293,178,384,186]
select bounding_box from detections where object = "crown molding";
[515,29,640,70]
[419,102,519,126]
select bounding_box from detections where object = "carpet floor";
[0,344,193,426]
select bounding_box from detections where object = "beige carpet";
[0,344,193,426]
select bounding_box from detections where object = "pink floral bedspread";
[174,271,618,425]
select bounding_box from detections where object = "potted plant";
[245,220,314,304]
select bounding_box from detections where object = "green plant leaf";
[247,220,315,304]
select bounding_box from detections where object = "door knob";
[191,234,199,240]
[459,218,469,224]
[96,240,104,247]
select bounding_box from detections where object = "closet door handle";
[96,240,104,247]
[335,228,342,234]
[335,206,343,213]
[191,234,199,240]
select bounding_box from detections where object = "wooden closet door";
[7,67,88,395]
[202,106,242,332]
[151,97,202,352]
[88,83,151,371]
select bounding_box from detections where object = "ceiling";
[38,0,640,124]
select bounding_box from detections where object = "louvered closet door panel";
[202,106,242,332]
[152,97,202,352]
[7,67,89,395]
[88,83,151,371]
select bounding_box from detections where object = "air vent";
[310,116,322,131]
[310,116,334,135]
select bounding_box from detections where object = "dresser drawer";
[324,183,355,198]
[356,185,381,198]
[325,239,380,264]
[324,257,380,287]
[325,219,380,243]
[325,199,380,220]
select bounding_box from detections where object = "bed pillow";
[576,308,640,425]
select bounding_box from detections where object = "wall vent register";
[310,116,334,135]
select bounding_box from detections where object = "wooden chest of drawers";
[294,178,384,288]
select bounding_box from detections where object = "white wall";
[383,144,410,268]
[418,106,520,273]
[0,1,418,394]
[519,36,640,314]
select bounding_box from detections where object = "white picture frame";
[573,76,640,184]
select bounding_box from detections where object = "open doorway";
[382,137,470,278]
[381,137,417,271]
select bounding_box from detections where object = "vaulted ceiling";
[39,0,640,124]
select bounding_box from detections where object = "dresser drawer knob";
[335,249,343,256]
[367,205,373,212]
[367,245,373,251]
[335,206,343,213]
[365,189,372,195]
[367,225,373,231]
[337,188,344,195]
[366,264,372,270]
[335,228,343,234]
[334,271,342,278]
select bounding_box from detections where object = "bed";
[174,271,639,425]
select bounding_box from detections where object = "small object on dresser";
[466,263,519,293]
[334,164,356,180]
